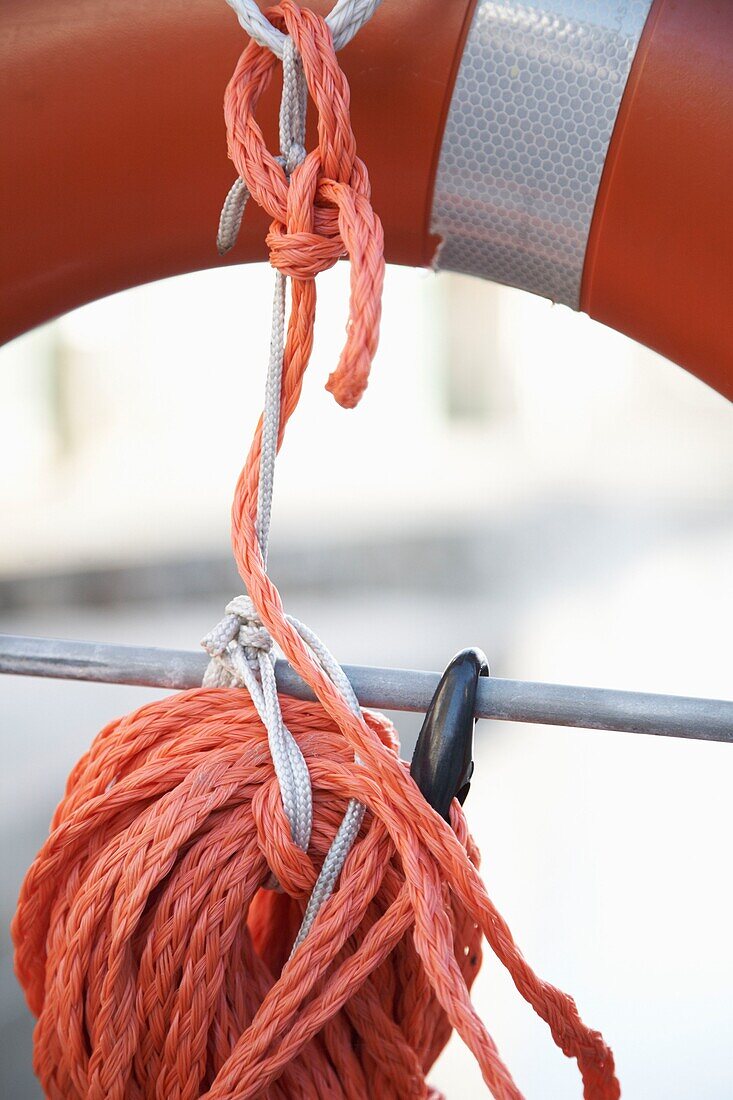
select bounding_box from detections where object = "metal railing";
[1,634,730,743]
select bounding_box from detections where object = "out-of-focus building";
[3,265,729,577]
[1,266,731,1098]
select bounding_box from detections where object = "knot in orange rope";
[224,0,384,408]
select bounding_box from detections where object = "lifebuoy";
[1,0,731,398]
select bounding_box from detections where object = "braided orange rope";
[13,5,620,1097]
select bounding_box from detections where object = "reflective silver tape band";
[430,0,654,308]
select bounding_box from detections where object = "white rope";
[206,16,374,945]
[225,0,383,59]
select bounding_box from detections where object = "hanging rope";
[215,16,371,945]
[12,4,621,1097]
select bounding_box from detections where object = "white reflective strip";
[430,0,654,308]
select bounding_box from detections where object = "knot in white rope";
[202,596,313,852]
[201,595,271,683]
[228,594,273,651]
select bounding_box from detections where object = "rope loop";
[226,0,383,59]
[224,0,384,408]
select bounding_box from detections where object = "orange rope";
[13,5,621,1097]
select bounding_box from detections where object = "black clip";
[409,648,489,821]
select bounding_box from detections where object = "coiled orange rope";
[13,5,621,1097]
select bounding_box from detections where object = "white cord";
[207,37,313,855]
[217,178,249,257]
[225,0,383,59]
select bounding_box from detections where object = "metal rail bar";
[0,634,731,742]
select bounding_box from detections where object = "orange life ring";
[1,0,731,398]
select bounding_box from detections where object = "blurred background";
[1,262,731,1097]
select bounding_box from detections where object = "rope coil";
[13,4,621,1097]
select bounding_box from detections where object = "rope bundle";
[13,4,621,1097]
[15,692,479,1098]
